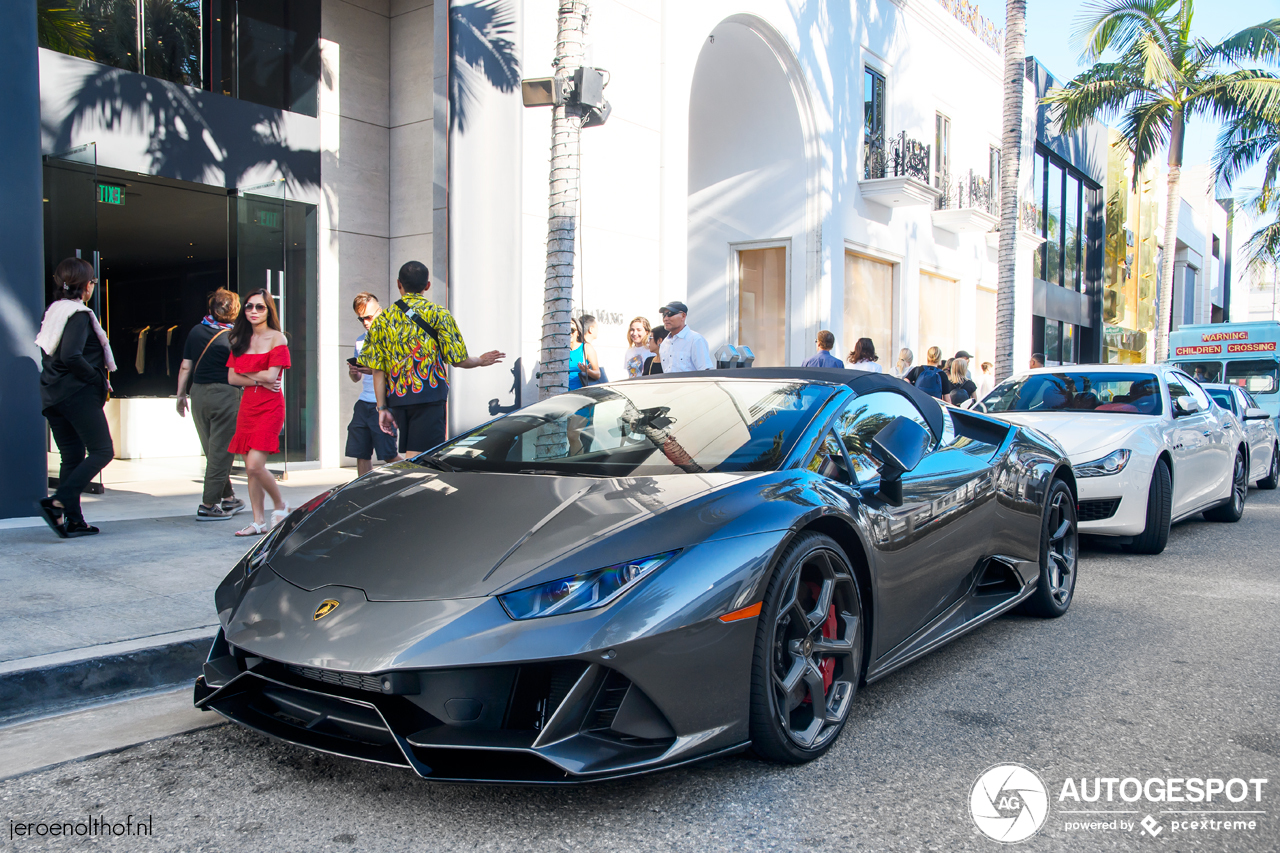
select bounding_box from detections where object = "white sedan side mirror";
[1244,407,1271,421]
[1173,397,1200,416]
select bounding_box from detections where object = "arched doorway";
[687,18,813,367]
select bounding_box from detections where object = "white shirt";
[850,360,883,373]
[659,326,713,373]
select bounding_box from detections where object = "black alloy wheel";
[1018,479,1078,618]
[1258,444,1279,490]
[1205,449,1248,522]
[749,532,864,763]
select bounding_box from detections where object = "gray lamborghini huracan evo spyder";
[195,368,1079,783]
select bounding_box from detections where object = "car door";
[1166,373,1225,511]
[1236,388,1269,480]
[833,391,995,655]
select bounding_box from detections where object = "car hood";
[266,464,743,601]
[991,412,1151,461]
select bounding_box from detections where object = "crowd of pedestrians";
[33,256,1004,538]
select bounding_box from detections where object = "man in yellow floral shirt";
[358,261,504,455]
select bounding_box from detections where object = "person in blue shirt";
[802,330,845,369]
[346,293,401,475]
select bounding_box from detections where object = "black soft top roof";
[635,366,945,437]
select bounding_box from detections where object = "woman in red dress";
[226,288,291,536]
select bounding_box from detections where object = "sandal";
[270,504,293,528]
[37,498,68,539]
[235,521,270,537]
[64,518,100,537]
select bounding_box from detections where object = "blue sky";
[985,0,1280,200]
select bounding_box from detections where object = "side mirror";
[1245,407,1271,421]
[1173,396,1200,416]
[870,416,932,506]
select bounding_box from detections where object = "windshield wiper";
[413,454,458,472]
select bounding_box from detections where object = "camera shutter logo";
[970,763,1050,843]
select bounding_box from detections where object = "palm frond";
[1137,30,1180,88]
[1192,71,1280,124]
[1213,116,1280,188]
[1209,19,1280,65]
[1042,61,1150,131]
[1074,0,1178,62]
[37,0,93,58]
[1119,99,1173,178]
[1244,217,1280,269]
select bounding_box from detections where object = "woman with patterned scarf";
[174,288,245,521]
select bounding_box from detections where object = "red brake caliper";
[801,582,838,703]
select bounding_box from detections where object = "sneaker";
[64,518,100,536]
[220,497,247,516]
[197,503,235,521]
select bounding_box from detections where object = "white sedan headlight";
[1073,449,1131,478]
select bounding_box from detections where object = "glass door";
[42,144,104,491]
[232,180,317,473]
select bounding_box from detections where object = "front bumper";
[195,627,749,783]
[1073,459,1152,537]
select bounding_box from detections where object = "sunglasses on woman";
[245,303,268,312]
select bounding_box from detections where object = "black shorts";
[391,401,447,453]
[345,400,399,461]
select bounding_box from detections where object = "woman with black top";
[948,357,978,405]
[34,258,116,538]
[641,327,668,376]
[175,288,244,521]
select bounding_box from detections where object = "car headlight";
[498,551,680,620]
[1073,449,1131,478]
[245,489,335,572]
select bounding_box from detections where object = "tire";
[1017,479,1078,618]
[1258,444,1279,490]
[1204,448,1247,522]
[749,532,864,764]
[1127,460,1171,555]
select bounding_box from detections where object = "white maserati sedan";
[1201,382,1279,490]
[977,364,1248,554]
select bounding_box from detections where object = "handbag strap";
[183,328,226,395]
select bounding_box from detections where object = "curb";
[0,627,216,726]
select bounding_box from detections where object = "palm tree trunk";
[1154,111,1185,362]
[535,1,587,458]
[994,0,1026,383]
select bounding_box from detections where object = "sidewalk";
[0,465,356,718]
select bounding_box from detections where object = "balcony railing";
[935,169,999,215]
[863,132,932,183]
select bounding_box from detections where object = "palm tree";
[534,0,588,458]
[995,0,1026,383]
[1043,1,1280,361]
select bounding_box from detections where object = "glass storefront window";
[1044,319,1061,365]
[209,0,321,116]
[1046,161,1063,287]
[1065,174,1080,291]
[1034,151,1047,278]
[39,1,319,116]
[1225,359,1279,395]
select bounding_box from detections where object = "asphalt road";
[3,487,1278,853]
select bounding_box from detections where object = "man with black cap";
[657,301,712,373]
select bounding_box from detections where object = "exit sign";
[257,210,280,228]
[97,184,125,205]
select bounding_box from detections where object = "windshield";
[1205,388,1235,413]
[1224,359,1278,395]
[982,372,1164,416]
[1174,360,1223,383]
[431,380,834,476]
